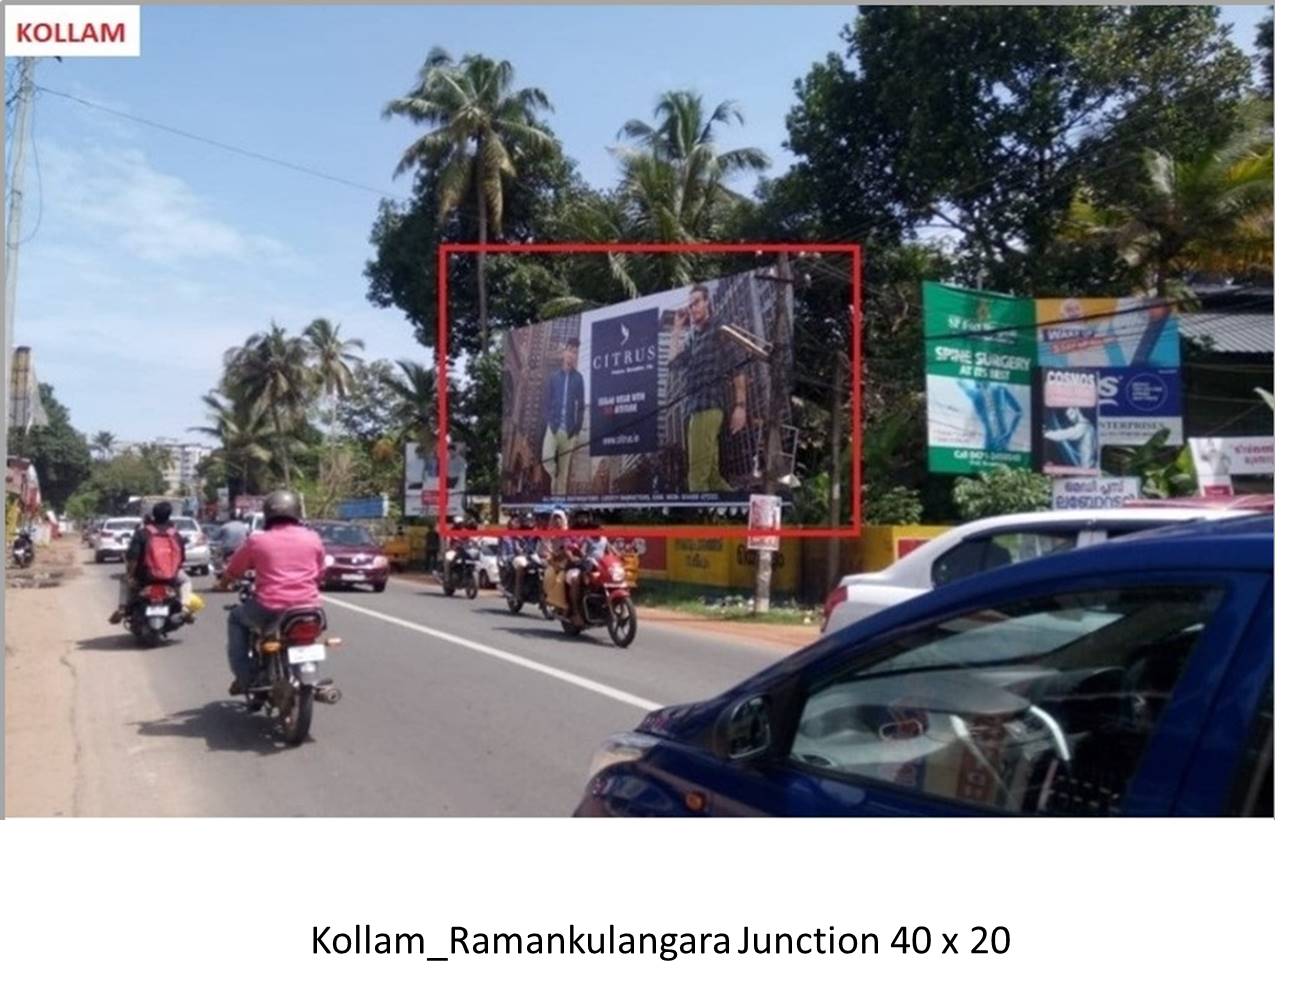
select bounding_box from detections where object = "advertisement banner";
[1040,369,1100,476]
[404,441,465,517]
[923,282,1036,474]
[1096,367,1184,447]
[1036,297,1181,368]
[1051,476,1142,511]
[1189,437,1274,495]
[746,494,781,551]
[501,268,790,507]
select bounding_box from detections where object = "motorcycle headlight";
[444,551,457,561]
[587,732,658,781]
[610,564,626,583]
[324,554,336,567]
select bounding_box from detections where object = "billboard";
[500,268,791,508]
[1189,436,1274,496]
[1040,369,1100,476]
[1096,367,1184,447]
[404,441,465,517]
[1036,297,1181,368]
[923,282,1036,474]
[1052,476,1141,511]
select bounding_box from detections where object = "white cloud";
[37,140,298,267]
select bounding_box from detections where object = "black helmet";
[151,501,173,523]
[263,489,303,524]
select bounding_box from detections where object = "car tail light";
[285,621,321,645]
[823,584,848,625]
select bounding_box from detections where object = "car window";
[1226,681,1272,817]
[788,585,1225,816]
[174,518,199,531]
[313,524,374,546]
[104,519,136,531]
[931,530,1079,587]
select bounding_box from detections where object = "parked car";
[172,516,212,576]
[821,507,1257,635]
[93,517,139,563]
[576,515,1273,817]
[311,521,390,592]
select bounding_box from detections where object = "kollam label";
[5,6,140,57]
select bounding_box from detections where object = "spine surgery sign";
[923,282,1035,474]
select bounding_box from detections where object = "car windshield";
[174,518,199,531]
[104,519,136,531]
[313,524,374,546]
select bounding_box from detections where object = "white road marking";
[320,596,662,712]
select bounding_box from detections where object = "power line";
[34,84,395,198]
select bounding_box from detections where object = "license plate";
[340,573,366,582]
[145,605,170,617]
[288,644,327,664]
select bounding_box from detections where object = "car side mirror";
[718,696,772,762]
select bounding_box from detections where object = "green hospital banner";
[923,282,1036,474]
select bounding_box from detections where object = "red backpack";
[141,523,184,582]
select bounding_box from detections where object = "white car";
[172,516,212,575]
[477,537,501,588]
[93,517,139,563]
[821,507,1256,635]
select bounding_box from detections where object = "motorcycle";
[226,578,341,746]
[126,582,188,647]
[503,551,553,619]
[548,548,638,648]
[11,532,34,569]
[443,542,481,599]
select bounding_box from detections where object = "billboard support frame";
[436,242,863,540]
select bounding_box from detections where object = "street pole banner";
[746,494,781,551]
[1036,297,1181,369]
[922,282,1035,474]
[1096,367,1183,447]
[501,268,790,508]
[1051,476,1141,510]
[1188,436,1274,496]
[405,441,465,517]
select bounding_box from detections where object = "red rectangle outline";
[436,242,863,540]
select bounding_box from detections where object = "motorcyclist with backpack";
[216,490,326,696]
[108,501,194,625]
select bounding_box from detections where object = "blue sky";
[6,3,1270,443]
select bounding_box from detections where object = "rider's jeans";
[227,598,282,685]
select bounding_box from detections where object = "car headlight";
[373,555,388,568]
[324,554,336,567]
[587,732,658,781]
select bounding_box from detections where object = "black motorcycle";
[127,582,188,648]
[442,542,480,599]
[226,579,341,746]
[11,531,34,569]
[503,551,553,618]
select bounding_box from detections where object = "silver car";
[93,517,139,563]
[173,516,212,575]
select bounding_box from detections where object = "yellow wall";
[664,537,800,593]
[860,525,950,573]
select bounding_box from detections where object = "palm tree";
[91,430,116,461]
[224,323,318,486]
[384,47,557,348]
[303,318,365,441]
[1067,118,1274,294]
[189,393,278,502]
[380,358,439,456]
[615,90,770,285]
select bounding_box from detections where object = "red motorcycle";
[550,548,638,648]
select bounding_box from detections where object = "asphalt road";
[40,550,788,816]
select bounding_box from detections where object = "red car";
[311,521,390,592]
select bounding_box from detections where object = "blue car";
[576,515,1273,817]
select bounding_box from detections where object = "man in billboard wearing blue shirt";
[545,338,585,497]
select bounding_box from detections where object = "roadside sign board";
[746,494,781,551]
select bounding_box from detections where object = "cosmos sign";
[1096,368,1183,446]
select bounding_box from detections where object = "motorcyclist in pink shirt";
[217,490,325,695]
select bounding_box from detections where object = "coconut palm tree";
[91,430,116,461]
[615,91,770,285]
[224,323,318,486]
[1066,118,1274,294]
[302,318,365,441]
[383,47,557,349]
[379,358,439,456]
[189,393,278,501]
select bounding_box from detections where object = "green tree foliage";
[865,486,924,526]
[6,384,92,511]
[67,453,166,515]
[952,468,1051,521]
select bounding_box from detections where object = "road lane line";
[320,596,662,712]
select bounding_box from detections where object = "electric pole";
[754,251,793,614]
[4,58,36,416]
[825,350,845,593]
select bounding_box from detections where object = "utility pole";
[754,251,793,614]
[4,58,36,418]
[825,350,845,593]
